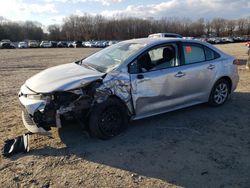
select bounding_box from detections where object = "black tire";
[89,98,128,139]
[208,79,230,106]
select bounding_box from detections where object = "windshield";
[81,41,145,73]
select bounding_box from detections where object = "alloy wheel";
[214,82,228,104]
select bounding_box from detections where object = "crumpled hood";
[25,62,104,93]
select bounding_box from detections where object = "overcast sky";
[0,0,249,25]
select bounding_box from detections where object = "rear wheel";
[89,98,128,139]
[209,79,229,106]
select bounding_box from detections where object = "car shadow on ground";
[15,91,250,187]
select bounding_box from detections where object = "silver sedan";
[18,38,239,139]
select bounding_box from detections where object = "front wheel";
[89,98,128,139]
[208,79,230,106]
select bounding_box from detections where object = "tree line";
[0,16,44,41]
[0,15,250,41]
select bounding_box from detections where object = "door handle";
[207,64,215,70]
[137,78,150,83]
[137,74,150,82]
[137,74,144,79]
[175,71,185,78]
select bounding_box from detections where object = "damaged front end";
[17,60,136,137]
[18,70,134,136]
[18,83,98,135]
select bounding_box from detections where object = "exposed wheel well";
[108,95,130,116]
[217,76,232,93]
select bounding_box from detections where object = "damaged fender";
[94,71,134,115]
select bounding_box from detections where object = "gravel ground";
[0,43,250,188]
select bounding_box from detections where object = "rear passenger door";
[178,42,219,103]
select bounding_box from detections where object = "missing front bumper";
[22,111,51,135]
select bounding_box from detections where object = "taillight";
[233,59,240,65]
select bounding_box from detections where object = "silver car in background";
[28,40,39,48]
[40,41,52,48]
[18,41,28,48]
[18,38,239,139]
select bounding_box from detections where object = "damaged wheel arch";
[89,97,129,139]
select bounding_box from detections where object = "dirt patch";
[0,44,250,188]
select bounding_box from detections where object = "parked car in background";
[225,37,234,43]
[233,37,244,43]
[51,41,57,48]
[93,41,106,48]
[221,37,234,43]
[57,41,68,48]
[83,41,93,48]
[102,41,109,47]
[18,37,239,139]
[28,40,39,48]
[68,41,82,48]
[18,41,28,48]
[72,41,83,48]
[68,42,74,48]
[40,41,52,48]
[108,40,120,46]
[82,41,87,47]
[183,37,195,40]
[97,41,102,48]
[1,39,11,43]
[196,38,208,43]
[207,37,221,44]
[148,33,183,38]
[0,40,16,49]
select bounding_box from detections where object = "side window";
[129,44,179,74]
[148,48,163,62]
[129,60,140,74]
[183,44,205,64]
[204,46,220,61]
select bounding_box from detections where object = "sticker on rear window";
[186,46,192,53]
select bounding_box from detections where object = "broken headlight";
[68,88,84,95]
[26,94,52,103]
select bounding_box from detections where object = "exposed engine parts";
[25,70,133,135]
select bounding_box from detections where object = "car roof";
[119,38,227,63]
[125,37,223,49]
[148,33,183,37]
[122,37,195,46]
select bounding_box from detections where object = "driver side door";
[129,43,186,119]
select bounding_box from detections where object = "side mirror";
[128,60,140,74]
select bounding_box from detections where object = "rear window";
[204,46,220,61]
[183,44,205,64]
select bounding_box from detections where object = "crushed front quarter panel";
[94,71,134,115]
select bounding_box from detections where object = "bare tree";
[226,20,236,36]
[211,18,226,37]
[47,24,61,41]
[1,15,249,42]
[237,18,246,35]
